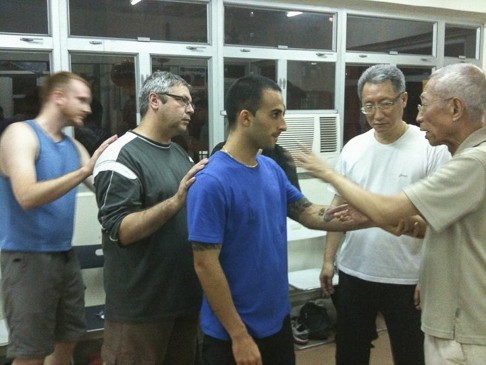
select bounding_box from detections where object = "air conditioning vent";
[320,115,338,153]
[278,113,341,170]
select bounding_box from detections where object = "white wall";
[364,0,486,14]
[287,178,335,272]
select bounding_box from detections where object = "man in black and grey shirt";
[94,71,207,365]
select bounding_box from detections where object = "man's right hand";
[232,334,263,365]
[175,158,208,203]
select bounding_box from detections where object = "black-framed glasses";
[158,92,195,110]
[360,92,404,115]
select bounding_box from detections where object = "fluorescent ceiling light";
[131,0,142,5]
[287,11,303,17]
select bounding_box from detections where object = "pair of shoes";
[291,318,309,345]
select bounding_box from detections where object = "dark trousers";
[335,271,425,365]
[201,315,295,365]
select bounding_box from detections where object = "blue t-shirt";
[187,151,303,340]
[0,120,79,252]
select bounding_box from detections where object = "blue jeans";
[201,315,295,365]
[335,271,425,365]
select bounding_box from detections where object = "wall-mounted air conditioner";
[278,113,341,172]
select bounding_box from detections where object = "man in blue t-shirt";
[187,75,371,365]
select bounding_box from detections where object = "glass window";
[343,64,370,143]
[69,0,208,43]
[0,51,50,136]
[445,25,478,58]
[343,64,431,144]
[225,5,334,50]
[224,58,277,97]
[347,15,434,55]
[399,66,432,125]
[71,54,136,154]
[152,56,209,162]
[287,61,335,110]
[0,0,48,34]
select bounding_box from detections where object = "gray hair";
[428,63,486,122]
[357,64,406,100]
[139,71,191,117]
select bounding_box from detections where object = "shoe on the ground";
[291,318,309,345]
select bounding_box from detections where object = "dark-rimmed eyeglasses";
[158,93,195,110]
[360,92,404,115]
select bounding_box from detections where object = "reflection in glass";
[69,0,207,43]
[0,51,50,136]
[71,54,136,153]
[287,61,335,110]
[0,0,48,34]
[224,58,277,98]
[152,57,209,162]
[225,6,334,50]
[347,16,434,55]
[445,26,478,58]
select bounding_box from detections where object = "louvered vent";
[320,115,338,153]
[278,113,340,158]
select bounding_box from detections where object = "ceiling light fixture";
[131,0,142,5]
[287,11,303,18]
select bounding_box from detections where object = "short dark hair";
[225,75,281,129]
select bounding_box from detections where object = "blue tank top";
[0,120,80,252]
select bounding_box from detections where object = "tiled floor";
[295,314,393,365]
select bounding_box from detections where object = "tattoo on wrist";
[318,208,334,222]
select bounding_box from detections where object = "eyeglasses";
[417,97,453,114]
[360,92,404,115]
[158,93,195,110]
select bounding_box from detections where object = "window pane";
[0,51,50,136]
[225,6,334,49]
[347,15,434,55]
[0,0,48,34]
[152,57,209,162]
[69,0,208,43]
[399,67,432,125]
[287,61,335,110]
[224,58,277,97]
[71,54,135,154]
[445,25,478,58]
[343,64,370,143]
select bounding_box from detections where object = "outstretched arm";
[295,150,420,227]
[287,196,372,232]
[0,122,115,210]
[117,159,207,245]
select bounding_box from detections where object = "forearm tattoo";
[288,197,334,223]
[192,242,222,251]
[287,197,313,221]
